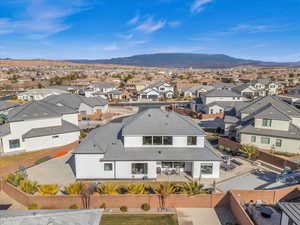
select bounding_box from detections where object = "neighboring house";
[107,90,123,101]
[139,82,175,100]
[251,78,280,96]
[211,82,236,90]
[182,85,214,98]
[73,108,221,180]
[232,83,258,99]
[237,96,300,153]
[85,82,116,97]
[279,202,300,225]
[281,86,300,106]
[43,94,108,121]
[201,89,246,105]
[0,101,18,115]
[0,101,80,154]
[47,85,79,94]
[17,88,68,101]
[0,209,103,225]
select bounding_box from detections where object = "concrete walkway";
[0,191,25,210]
[176,208,235,225]
[27,153,76,185]
[177,208,221,225]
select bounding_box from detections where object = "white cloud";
[191,0,213,14]
[231,24,291,34]
[117,33,133,40]
[103,43,119,51]
[0,0,93,39]
[128,15,140,25]
[168,21,181,28]
[135,17,166,33]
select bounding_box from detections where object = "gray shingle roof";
[212,82,236,89]
[278,202,300,225]
[239,123,300,140]
[204,89,241,97]
[91,82,115,88]
[22,120,79,139]
[43,94,107,110]
[254,104,291,121]
[184,85,214,93]
[0,209,103,225]
[240,96,300,118]
[224,115,240,124]
[0,101,18,111]
[122,108,206,136]
[0,123,10,136]
[73,109,221,161]
[7,101,76,122]
[206,101,250,112]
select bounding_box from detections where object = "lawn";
[100,214,179,225]
[0,149,50,168]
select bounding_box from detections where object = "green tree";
[241,144,257,159]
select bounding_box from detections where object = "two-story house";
[182,85,214,98]
[43,94,108,121]
[238,96,300,154]
[0,101,80,154]
[73,108,221,180]
[85,82,116,97]
[201,89,246,105]
[139,82,175,100]
[17,88,68,101]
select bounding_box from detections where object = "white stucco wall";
[208,105,224,114]
[75,156,157,180]
[79,103,93,115]
[240,133,300,153]
[255,118,290,131]
[204,96,244,105]
[62,113,79,126]
[123,136,205,148]
[192,161,220,179]
[25,131,79,152]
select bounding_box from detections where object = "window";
[9,139,20,149]
[261,137,270,144]
[201,163,213,175]
[276,139,282,147]
[262,119,272,127]
[132,163,148,174]
[143,136,152,145]
[251,136,256,143]
[187,136,197,145]
[153,136,163,145]
[219,109,223,113]
[104,163,113,171]
[163,136,173,145]
[210,109,214,114]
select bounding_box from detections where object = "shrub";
[141,203,150,211]
[116,185,128,194]
[218,145,224,150]
[182,181,205,195]
[38,184,59,196]
[5,173,26,187]
[97,184,118,195]
[35,156,52,165]
[20,180,38,195]
[127,184,145,194]
[64,182,83,195]
[28,203,39,210]
[120,206,128,212]
[69,204,79,209]
[99,203,106,209]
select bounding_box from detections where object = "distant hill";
[68,53,300,69]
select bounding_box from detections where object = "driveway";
[26,153,76,185]
[177,208,235,225]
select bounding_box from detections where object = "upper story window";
[143,136,173,145]
[276,139,282,147]
[143,136,152,145]
[187,136,197,146]
[251,136,256,143]
[153,136,163,145]
[262,119,272,127]
[9,139,20,149]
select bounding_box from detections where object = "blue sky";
[0,0,299,61]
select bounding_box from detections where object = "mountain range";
[68,53,300,69]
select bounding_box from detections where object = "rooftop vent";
[148,114,151,117]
